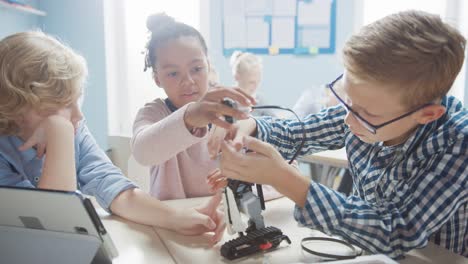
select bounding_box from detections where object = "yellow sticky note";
[269,46,279,55]
[309,47,319,55]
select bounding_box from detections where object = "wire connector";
[222,98,251,124]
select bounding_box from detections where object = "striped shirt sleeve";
[255,105,348,159]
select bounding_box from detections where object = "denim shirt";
[0,121,136,212]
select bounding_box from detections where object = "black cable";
[301,237,360,260]
[251,105,306,165]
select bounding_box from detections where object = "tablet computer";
[0,186,118,264]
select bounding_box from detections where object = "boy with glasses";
[208,10,467,259]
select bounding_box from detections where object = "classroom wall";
[39,0,109,149]
[0,0,108,149]
[0,1,40,37]
[208,0,357,108]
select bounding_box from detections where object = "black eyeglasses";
[327,74,432,134]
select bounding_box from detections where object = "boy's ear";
[414,104,446,124]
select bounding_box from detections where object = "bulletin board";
[222,0,337,56]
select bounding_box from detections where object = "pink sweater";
[131,99,216,200]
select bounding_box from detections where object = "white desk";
[98,210,175,264]
[299,148,348,168]
[400,242,468,264]
[157,197,315,264]
[100,197,466,264]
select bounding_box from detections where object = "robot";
[219,99,291,260]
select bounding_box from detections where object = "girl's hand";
[219,136,289,187]
[207,125,230,159]
[18,115,74,158]
[172,191,226,245]
[184,86,255,130]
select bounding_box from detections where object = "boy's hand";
[207,118,257,159]
[184,86,254,131]
[172,191,226,245]
[18,115,74,158]
[207,169,228,192]
[219,136,289,187]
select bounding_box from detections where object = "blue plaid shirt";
[256,96,467,259]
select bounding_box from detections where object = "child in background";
[208,64,219,89]
[0,31,226,242]
[230,51,262,100]
[293,80,343,118]
[211,11,467,258]
[230,51,279,117]
[131,13,254,200]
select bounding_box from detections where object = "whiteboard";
[222,0,337,56]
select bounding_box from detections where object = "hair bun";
[229,50,243,67]
[146,13,176,33]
